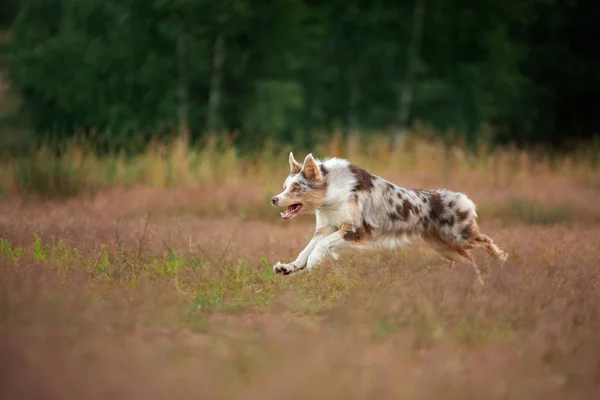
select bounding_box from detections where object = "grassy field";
[1,135,600,399]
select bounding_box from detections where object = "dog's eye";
[293,187,301,193]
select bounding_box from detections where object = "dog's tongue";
[281,205,297,220]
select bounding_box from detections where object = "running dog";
[271,152,508,284]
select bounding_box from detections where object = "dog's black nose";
[271,197,279,206]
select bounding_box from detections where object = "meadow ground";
[1,138,600,399]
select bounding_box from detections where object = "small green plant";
[230,259,251,288]
[0,238,12,256]
[260,257,276,282]
[195,289,224,311]
[0,238,22,262]
[33,235,50,261]
[162,248,186,277]
[93,245,112,275]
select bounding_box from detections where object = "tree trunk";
[347,82,360,154]
[395,0,426,148]
[206,32,225,135]
[176,31,190,145]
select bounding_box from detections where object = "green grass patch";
[481,200,574,225]
[0,235,353,317]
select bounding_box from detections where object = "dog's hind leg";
[457,249,484,286]
[426,236,484,285]
[473,233,509,263]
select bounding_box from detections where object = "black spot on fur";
[349,164,375,192]
[320,165,329,177]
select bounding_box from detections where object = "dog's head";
[271,152,326,220]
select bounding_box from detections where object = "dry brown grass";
[2,135,600,399]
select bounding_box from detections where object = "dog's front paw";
[273,261,297,275]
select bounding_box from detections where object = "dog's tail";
[474,233,508,262]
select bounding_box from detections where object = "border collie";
[271,153,508,284]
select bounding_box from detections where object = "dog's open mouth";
[281,204,303,220]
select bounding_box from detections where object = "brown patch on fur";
[340,197,373,242]
[341,223,371,243]
[460,221,477,240]
[349,165,375,192]
[401,199,416,219]
[442,215,455,226]
[300,187,326,212]
[456,209,470,222]
[395,204,405,220]
[343,228,365,242]
[428,192,445,220]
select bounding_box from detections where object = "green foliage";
[482,200,575,225]
[260,258,276,283]
[33,235,49,261]
[13,148,92,197]
[242,80,305,143]
[0,0,19,27]
[507,200,573,226]
[5,0,600,151]
[0,238,23,263]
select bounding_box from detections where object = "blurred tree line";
[3,0,600,152]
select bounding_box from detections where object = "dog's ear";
[301,153,322,182]
[289,152,302,175]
